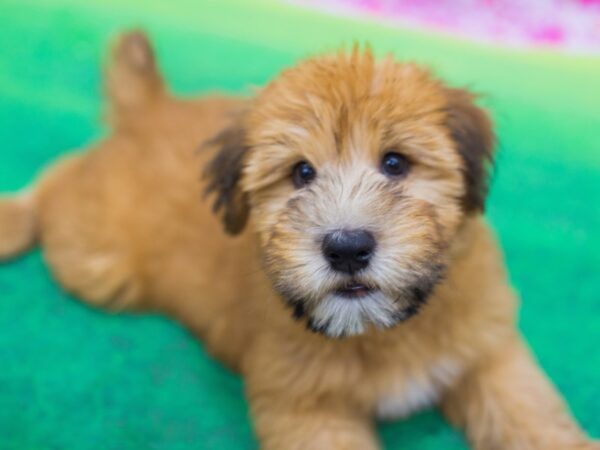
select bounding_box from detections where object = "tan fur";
[0,194,36,258]
[0,32,596,450]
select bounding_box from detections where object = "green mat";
[0,1,598,449]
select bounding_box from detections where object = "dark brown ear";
[203,124,251,235]
[445,88,496,212]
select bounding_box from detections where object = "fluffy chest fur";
[374,357,464,420]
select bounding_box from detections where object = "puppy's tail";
[0,192,37,261]
[105,30,166,123]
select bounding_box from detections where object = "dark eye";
[381,152,410,177]
[292,161,316,188]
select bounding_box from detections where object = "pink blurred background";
[295,0,600,53]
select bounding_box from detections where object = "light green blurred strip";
[0,73,96,114]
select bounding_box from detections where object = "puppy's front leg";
[442,336,597,450]
[248,394,379,450]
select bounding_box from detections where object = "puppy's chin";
[307,290,399,338]
[286,264,446,339]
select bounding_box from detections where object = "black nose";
[322,229,376,274]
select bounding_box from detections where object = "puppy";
[0,31,597,450]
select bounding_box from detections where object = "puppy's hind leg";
[1,155,145,312]
[41,204,143,313]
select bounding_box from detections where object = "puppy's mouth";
[335,281,374,299]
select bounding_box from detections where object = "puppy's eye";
[292,161,316,188]
[381,152,410,177]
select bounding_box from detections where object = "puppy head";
[205,49,494,338]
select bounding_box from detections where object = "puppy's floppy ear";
[445,88,496,212]
[203,123,251,235]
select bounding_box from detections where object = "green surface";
[0,0,598,449]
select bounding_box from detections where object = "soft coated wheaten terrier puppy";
[0,31,597,450]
